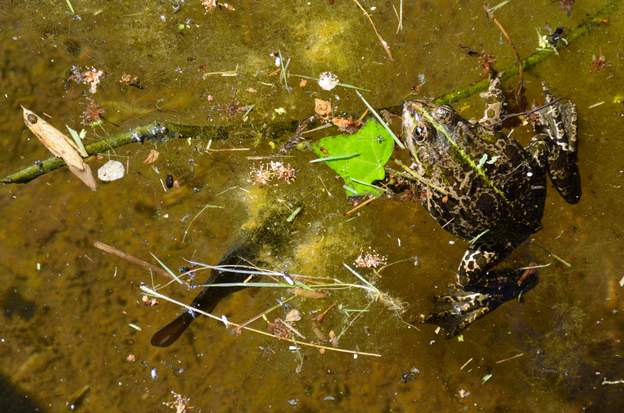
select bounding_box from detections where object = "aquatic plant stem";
[2,0,619,185]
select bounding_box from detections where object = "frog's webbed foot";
[422,247,537,336]
[422,269,538,336]
[530,83,581,204]
[479,72,507,131]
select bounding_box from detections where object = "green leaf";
[311,119,394,196]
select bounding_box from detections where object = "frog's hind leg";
[533,83,581,204]
[422,247,536,336]
[479,73,507,132]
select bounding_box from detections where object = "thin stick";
[352,0,394,61]
[460,357,474,370]
[344,196,377,216]
[93,241,170,279]
[495,352,524,364]
[483,3,524,104]
[141,286,381,357]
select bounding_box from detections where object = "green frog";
[401,74,580,335]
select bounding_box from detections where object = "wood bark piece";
[22,107,96,190]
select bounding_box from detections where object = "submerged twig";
[483,2,524,105]
[93,241,170,279]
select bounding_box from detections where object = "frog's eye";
[413,125,428,143]
[433,105,453,122]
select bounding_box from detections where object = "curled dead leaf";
[331,116,362,133]
[285,309,302,323]
[314,98,332,120]
[143,149,160,164]
[22,107,96,191]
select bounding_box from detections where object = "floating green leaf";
[311,119,394,196]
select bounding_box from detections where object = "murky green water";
[1,1,624,412]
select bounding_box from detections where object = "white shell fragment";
[97,160,125,182]
[318,72,339,91]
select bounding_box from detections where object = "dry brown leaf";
[331,116,362,133]
[314,98,332,120]
[22,107,96,191]
[143,149,160,164]
[285,309,302,323]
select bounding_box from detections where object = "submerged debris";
[331,116,362,133]
[354,248,388,269]
[81,98,105,126]
[163,391,193,413]
[250,161,296,185]
[590,49,607,72]
[314,98,333,120]
[69,65,104,94]
[119,73,142,89]
[202,0,235,12]
[560,0,575,16]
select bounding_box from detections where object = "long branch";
[2,0,619,185]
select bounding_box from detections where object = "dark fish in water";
[151,204,294,347]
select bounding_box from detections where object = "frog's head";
[402,100,458,151]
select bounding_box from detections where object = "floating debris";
[143,149,160,164]
[331,116,362,133]
[401,367,420,383]
[590,49,607,72]
[22,107,96,190]
[457,388,471,398]
[318,72,339,91]
[250,161,296,185]
[314,98,333,120]
[163,391,193,413]
[354,248,388,269]
[285,309,302,323]
[69,65,104,94]
[119,73,142,88]
[81,97,105,126]
[202,0,235,12]
[97,160,125,182]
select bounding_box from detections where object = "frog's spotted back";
[401,73,581,335]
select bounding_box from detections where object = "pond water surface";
[1,1,624,412]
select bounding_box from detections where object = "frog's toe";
[422,303,493,337]
[424,290,495,336]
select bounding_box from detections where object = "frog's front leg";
[531,84,581,204]
[423,246,536,336]
[479,73,507,131]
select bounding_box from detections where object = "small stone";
[97,160,125,182]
